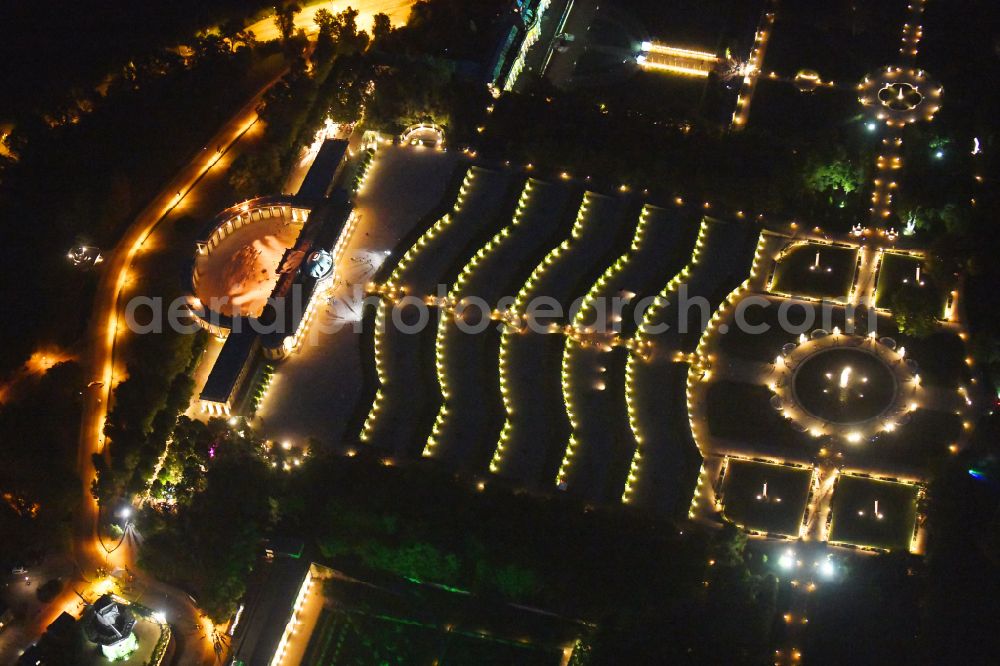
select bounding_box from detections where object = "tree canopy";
[891,285,940,337]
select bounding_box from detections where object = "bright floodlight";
[778,550,795,571]
[152,611,167,624]
[819,559,836,579]
[119,507,132,519]
[866,122,877,132]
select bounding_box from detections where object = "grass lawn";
[706,381,812,453]
[718,301,794,362]
[359,168,518,455]
[828,475,919,551]
[762,0,908,82]
[299,571,578,666]
[716,305,970,390]
[630,359,703,517]
[875,314,971,388]
[429,180,574,469]
[719,459,813,537]
[747,79,862,135]
[565,207,700,502]
[574,59,710,121]
[869,409,964,472]
[874,252,947,317]
[770,242,858,301]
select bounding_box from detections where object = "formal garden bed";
[359,167,517,455]
[827,474,920,551]
[428,181,576,468]
[494,195,632,486]
[718,458,813,537]
[563,207,702,501]
[873,251,948,317]
[769,242,858,302]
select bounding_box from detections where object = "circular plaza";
[858,66,942,126]
[189,196,311,332]
[770,330,920,443]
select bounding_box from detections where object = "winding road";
[68,69,284,664]
[55,4,419,662]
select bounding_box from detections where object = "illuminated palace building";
[485,0,552,92]
[186,139,359,416]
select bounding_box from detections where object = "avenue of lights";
[637,41,719,77]
[617,219,714,502]
[731,10,775,128]
[491,194,596,473]
[557,206,657,488]
[424,180,539,457]
[360,169,479,442]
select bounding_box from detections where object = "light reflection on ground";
[193,215,302,318]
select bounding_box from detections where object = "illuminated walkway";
[424,180,575,468]
[491,193,628,486]
[360,167,513,456]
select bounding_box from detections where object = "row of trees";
[139,419,272,620]
[229,7,377,198]
[92,330,206,508]
[229,6,487,199]
[477,75,881,224]
[136,435,780,660]
[131,7,503,617]
[0,33,286,376]
[0,0,277,120]
[0,12,301,575]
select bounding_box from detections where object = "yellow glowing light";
[638,60,711,77]
[642,42,719,61]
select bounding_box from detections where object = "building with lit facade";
[188,139,359,416]
[82,594,138,661]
